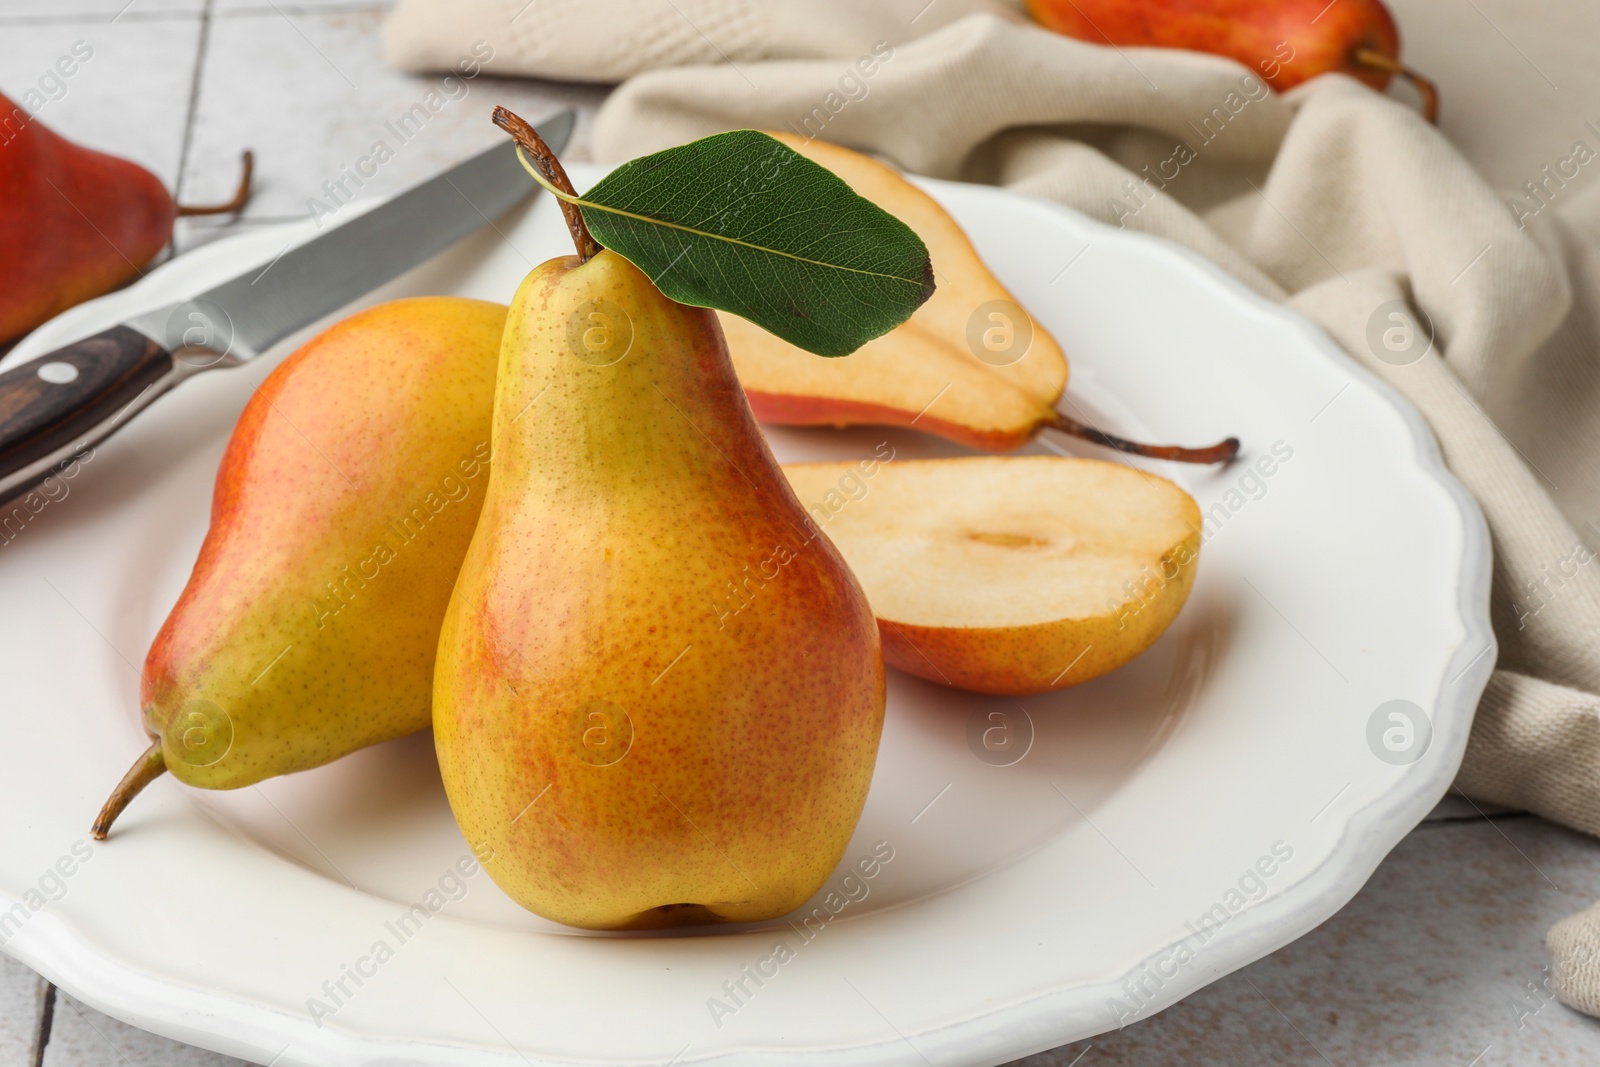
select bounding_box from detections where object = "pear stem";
[175,150,255,216]
[1352,49,1439,123]
[492,106,600,261]
[91,742,167,841]
[1047,411,1240,465]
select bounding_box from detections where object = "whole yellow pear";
[95,297,504,836]
[433,250,885,929]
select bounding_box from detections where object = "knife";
[0,108,574,507]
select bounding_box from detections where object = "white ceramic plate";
[0,165,1491,1067]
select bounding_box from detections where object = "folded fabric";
[386,0,1600,1017]
[386,0,1026,83]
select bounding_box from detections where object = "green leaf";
[534,131,934,357]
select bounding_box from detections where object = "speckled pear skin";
[433,251,885,930]
[141,297,506,789]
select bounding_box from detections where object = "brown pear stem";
[175,150,255,216]
[491,106,600,261]
[91,742,167,841]
[1047,411,1240,465]
[1352,49,1440,124]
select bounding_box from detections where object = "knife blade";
[0,109,574,507]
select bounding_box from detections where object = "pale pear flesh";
[782,456,1201,695]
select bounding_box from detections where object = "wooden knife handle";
[0,326,174,505]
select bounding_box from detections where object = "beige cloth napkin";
[386,0,1600,1016]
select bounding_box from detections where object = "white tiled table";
[4,2,1600,1064]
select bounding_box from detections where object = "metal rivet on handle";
[36,362,79,384]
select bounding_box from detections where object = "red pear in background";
[1026,0,1438,122]
[0,92,252,343]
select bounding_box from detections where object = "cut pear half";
[782,456,1202,695]
[722,132,1069,452]
[728,135,1239,466]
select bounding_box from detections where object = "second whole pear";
[433,248,885,929]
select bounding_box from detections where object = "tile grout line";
[31,981,56,1067]
[0,11,195,27]
[0,4,389,26]
[167,0,216,258]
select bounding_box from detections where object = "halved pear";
[720,133,1068,452]
[725,135,1236,464]
[782,456,1202,695]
